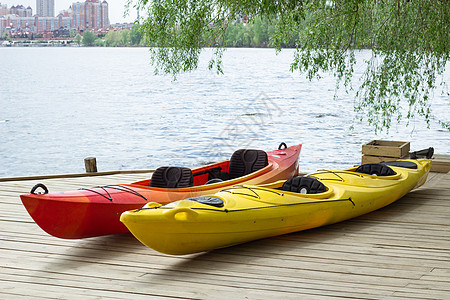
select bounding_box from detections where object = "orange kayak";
[20,143,301,239]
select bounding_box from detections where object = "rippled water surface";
[0,47,449,177]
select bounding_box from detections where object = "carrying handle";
[163,207,198,220]
[30,183,48,195]
[278,142,288,150]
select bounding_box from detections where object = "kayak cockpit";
[132,149,269,188]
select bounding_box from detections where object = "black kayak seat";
[355,163,395,176]
[150,166,193,188]
[280,176,327,194]
[382,161,418,169]
[228,149,268,180]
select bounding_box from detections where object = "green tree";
[105,30,119,46]
[120,29,130,46]
[94,38,105,47]
[128,0,449,132]
[223,24,238,47]
[129,25,142,45]
[74,33,82,45]
[82,30,97,46]
[69,29,77,38]
[252,17,271,47]
[105,30,134,47]
[238,24,254,47]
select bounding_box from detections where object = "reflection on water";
[0,47,449,177]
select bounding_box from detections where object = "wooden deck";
[1,171,449,299]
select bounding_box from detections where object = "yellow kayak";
[120,159,432,255]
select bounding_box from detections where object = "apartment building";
[0,0,109,36]
[9,5,32,17]
[36,0,54,17]
[0,3,7,16]
[72,0,109,31]
[0,3,32,17]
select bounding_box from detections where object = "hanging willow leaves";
[128,0,449,132]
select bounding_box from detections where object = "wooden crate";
[362,140,410,158]
[361,154,409,165]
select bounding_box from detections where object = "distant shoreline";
[0,39,295,48]
[0,40,278,48]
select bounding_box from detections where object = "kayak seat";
[355,163,395,176]
[382,161,418,169]
[149,167,193,188]
[280,176,327,194]
[228,149,268,180]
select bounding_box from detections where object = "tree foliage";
[104,26,143,47]
[82,30,97,46]
[129,0,449,132]
[74,33,82,45]
[1,31,11,41]
[129,25,143,45]
[219,17,279,47]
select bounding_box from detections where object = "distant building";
[110,22,133,30]
[57,13,72,30]
[0,3,32,17]
[0,0,110,36]
[0,14,4,35]
[59,8,72,18]
[1,14,36,34]
[0,3,7,16]
[71,2,84,30]
[72,0,109,31]
[36,0,54,17]
[10,5,32,17]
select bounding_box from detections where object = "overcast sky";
[1,0,137,23]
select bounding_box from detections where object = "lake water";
[0,47,449,177]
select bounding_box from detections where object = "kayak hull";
[121,159,432,255]
[20,144,301,239]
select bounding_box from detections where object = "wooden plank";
[1,246,446,299]
[0,171,449,298]
[430,154,450,173]
[1,275,192,299]
[0,170,155,182]
[362,154,409,164]
[0,238,432,282]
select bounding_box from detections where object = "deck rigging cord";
[222,185,284,199]
[79,185,148,202]
[135,197,355,213]
[309,169,367,182]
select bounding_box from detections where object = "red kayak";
[20,143,301,239]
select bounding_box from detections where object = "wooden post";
[84,157,97,173]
